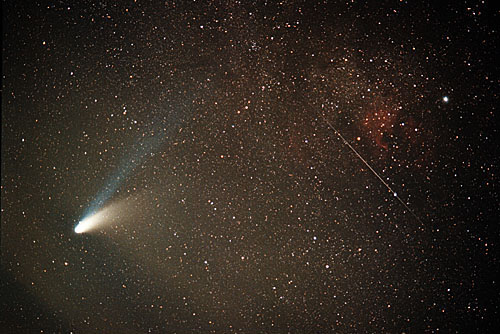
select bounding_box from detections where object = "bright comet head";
[75,195,141,234]
[74,205,118,234]
[75,212,101,234]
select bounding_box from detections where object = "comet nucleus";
[75,213,100,233]
[74,204,119,234]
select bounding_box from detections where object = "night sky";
[1,1,498,333]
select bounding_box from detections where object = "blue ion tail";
[77,113,181,230]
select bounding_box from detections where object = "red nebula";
[360,97,400,152]
[358,95,435,170]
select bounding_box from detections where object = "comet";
[76,112,181,233]
[74,204,121,234]
[74,211,104,234]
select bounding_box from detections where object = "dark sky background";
[1,1,498,333]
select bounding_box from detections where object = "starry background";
[1,1,498,333]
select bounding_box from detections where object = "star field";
[1,1,498,333]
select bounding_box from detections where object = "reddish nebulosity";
[361,97,400,152]
[359,96,435,170]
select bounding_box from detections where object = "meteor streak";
[319,112,423,225]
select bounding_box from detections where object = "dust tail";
[319,112,424,226]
